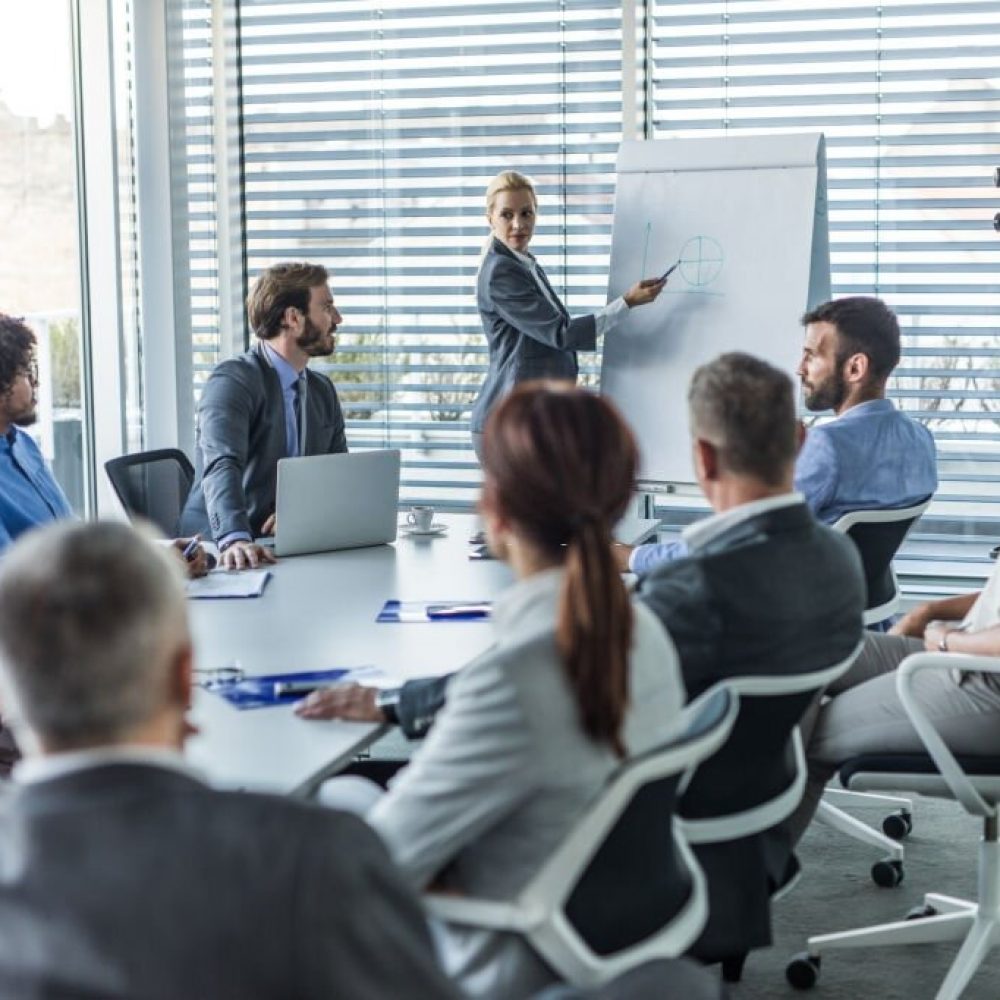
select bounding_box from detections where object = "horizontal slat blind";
[653,0,1000,555]
[237,0,623,507]
[178,0,222,394]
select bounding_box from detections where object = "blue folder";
[203,668,352,710]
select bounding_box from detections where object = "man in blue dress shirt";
[0,314,73,551]
[621,296,938,575]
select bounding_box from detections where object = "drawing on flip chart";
[640,226,726,294]
[677,235,724,287]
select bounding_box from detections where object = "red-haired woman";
[363,382,685,998]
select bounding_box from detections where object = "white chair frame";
[832,500,930,627]
[678,642,863,847]
[795,652,1000,1000]
[424,685,739,989]
[817,501,931,868]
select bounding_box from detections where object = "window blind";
[236,0,624,507]
[177,0,223,395]
[651,0,1000,573]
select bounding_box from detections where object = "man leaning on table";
[180,261,348,570]
[618,295,937,575]
[0,520,461,1000]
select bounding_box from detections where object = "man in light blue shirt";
[0,314,73,552]
[623,297,937,575]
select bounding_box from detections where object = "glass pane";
[0,0,88,513]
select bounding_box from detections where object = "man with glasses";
[0,313,72,550]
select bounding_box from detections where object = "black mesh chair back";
[565,773,692,955]
[679,691,812,821]
[845,516,921,612]
[564,686,735,955]
[104,449,195,538]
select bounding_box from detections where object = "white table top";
[186,514,511,794]
[185,512,660,795]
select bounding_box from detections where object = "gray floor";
[736,796,999,1000]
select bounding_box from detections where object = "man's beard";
[12,409,37,427]
[296,316,334,357]
[803,372,847,413]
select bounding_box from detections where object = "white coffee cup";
[407,505,435,531]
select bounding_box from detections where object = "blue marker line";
[640,221,651,281]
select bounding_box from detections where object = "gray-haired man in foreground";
[0,520,459,1000]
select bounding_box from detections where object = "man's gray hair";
[0,521,189,751]
[688,352,798,487]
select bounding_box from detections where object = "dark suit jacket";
[180,343,347,540]
[0,763,460,1000]
[638,501,865,960]
[470,238,597,433]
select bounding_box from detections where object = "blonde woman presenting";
[469,170,666,460]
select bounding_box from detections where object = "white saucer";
[400,522,448,537]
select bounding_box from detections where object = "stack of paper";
[186,569,272,600]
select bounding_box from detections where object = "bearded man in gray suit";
[0,520,460,1000]
[180,261,348,571]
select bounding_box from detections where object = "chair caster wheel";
[882,809,913,840]
[905,903,938,920]
[786,953,821,990]
[871,858,904,887]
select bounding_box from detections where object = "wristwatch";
[938,623,969,652]
[374,688,401,725]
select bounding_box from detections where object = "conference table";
[185,512,658,796]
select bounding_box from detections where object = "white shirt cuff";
[595,296,629,337]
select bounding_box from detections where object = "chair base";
[816,799,904,861]
[793,837,1000,1000]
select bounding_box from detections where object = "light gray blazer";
[470,238,598,433]
[0,762,460,1000]
[368,568,685,998]
[180,342,347,541]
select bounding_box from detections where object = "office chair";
[104,448,195,538]
[788,652,1000,999]
[677,641,864,983]
[817,500,931,884]
[424,685,739,990]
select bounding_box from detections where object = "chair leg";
[816,800,904,858]
[935,917,1000,1000]
[720,953,747,983]
[807,910,974,957]
[824,788,913,812]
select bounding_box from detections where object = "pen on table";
[182,536,217,571]
[273,680,337,698]
[426,603,492,619]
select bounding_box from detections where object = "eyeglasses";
[18,360,39,386]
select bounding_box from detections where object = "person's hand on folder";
[294,682,384,722]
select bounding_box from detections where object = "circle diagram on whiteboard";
[678,236,724,288]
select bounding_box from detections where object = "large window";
[170,1,1000,581]
[0,0,88,511]
[177,0,625,509]
[650,0,1000,583]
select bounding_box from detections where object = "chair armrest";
[896,652,1000,819]
[422,894,545,933]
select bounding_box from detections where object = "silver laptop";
[270,449,401,557]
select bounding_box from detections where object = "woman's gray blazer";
[470,238,597,433]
